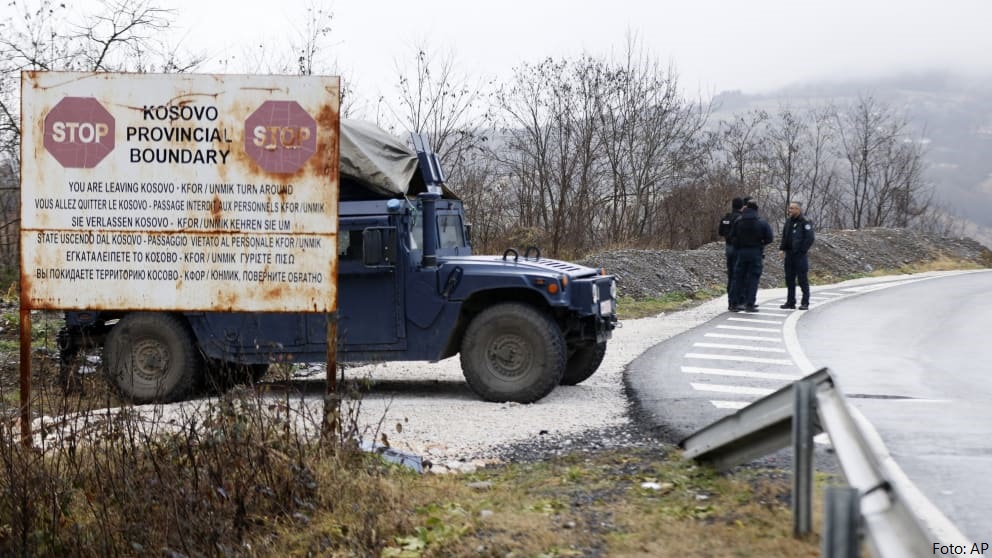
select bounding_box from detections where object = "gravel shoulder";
[336,296,729,472]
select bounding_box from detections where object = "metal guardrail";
[680,367,963,558]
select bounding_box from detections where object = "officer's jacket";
[718,212,741,244]
[779,216,815,255]
[730,209,773,249]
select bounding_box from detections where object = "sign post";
[20,72,340,443]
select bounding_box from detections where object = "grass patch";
[809,256,986,285]
[617,286,724,320]
[374,449,824,557]
[0,310,61,351]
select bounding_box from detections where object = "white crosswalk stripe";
[728,317,784,325]
[704,332,782,342]
[685,353,794,365]
[716,325,780,333]
[690,383,775,396]
[692,342,786,353]
[682,366,800,381]
[712,400,749,410]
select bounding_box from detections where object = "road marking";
[758,311,791,317]
[682,366,800,381]
[839,279,921,293]
[704,333,782,342]
[712,400,749,409]
[685,353,794,365]
[691,382,775,396]
[814,291,844,297]
[727,317,784,325]
[693,342,786,353]
[716,325,781,333]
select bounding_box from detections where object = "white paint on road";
[692,342,786,353]
[727,317,784,325]
[704,332,782,342]
[682,366,800,381]
[690,382,775,396]
[685,353,794,365]
[716,325,780,333]
[712,400,749,409]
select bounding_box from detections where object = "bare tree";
[763,105,843,229]
[717,109,770,198]
[766,107,805,216]
[493,57,604,256]
[799,105,841,228]
[292,2,334,77]
[388,42,490,183]
[834,95,934,229]
[595,36,711,247]
[0,0,202,277]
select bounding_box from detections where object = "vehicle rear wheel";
[561,342,607,385]
[460,303,565,403]
[104,313,202,403]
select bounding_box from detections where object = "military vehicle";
[59,120,618,403]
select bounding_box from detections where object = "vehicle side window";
[438,215,465,249]
[409,209,422,251]
[338,230,364,261]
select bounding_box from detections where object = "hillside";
[581,228,992,301]
[710,72,992,238]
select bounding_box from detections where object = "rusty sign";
[20,72,340,312]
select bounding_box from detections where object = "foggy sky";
[162,0,992,98]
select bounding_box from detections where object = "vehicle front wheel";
[460,303,565,403]
[561,342,607,385]
[104,313,203,403]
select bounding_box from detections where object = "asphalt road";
[799,269,992,544]
[627,270,992,544]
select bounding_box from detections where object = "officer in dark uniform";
[779,201,815,310]
[718,197,744,310]
[729,200,773,312]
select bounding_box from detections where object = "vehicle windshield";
[410,210,465,251]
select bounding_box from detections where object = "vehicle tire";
[561,342,607,386]
[460,303,565,403]
[104,313,202,403]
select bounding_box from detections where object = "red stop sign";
[43,97,115,168]
[244,101,318,174]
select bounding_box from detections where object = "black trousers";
[731,247,763,307]
[784,252,810,305]
[724,244,738,303]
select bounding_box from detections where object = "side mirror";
[464,223,473,247]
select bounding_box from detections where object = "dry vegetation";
[0,379,823,557]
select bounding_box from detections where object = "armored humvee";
[59,120,618,403]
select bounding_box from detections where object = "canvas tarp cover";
[340,119,419,196]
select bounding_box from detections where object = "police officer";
[718,197,744,310]
[729,200,773,312]
[779,201,815,310]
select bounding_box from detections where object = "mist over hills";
[710,72,992,245]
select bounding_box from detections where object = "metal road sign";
[20,71,340,313]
